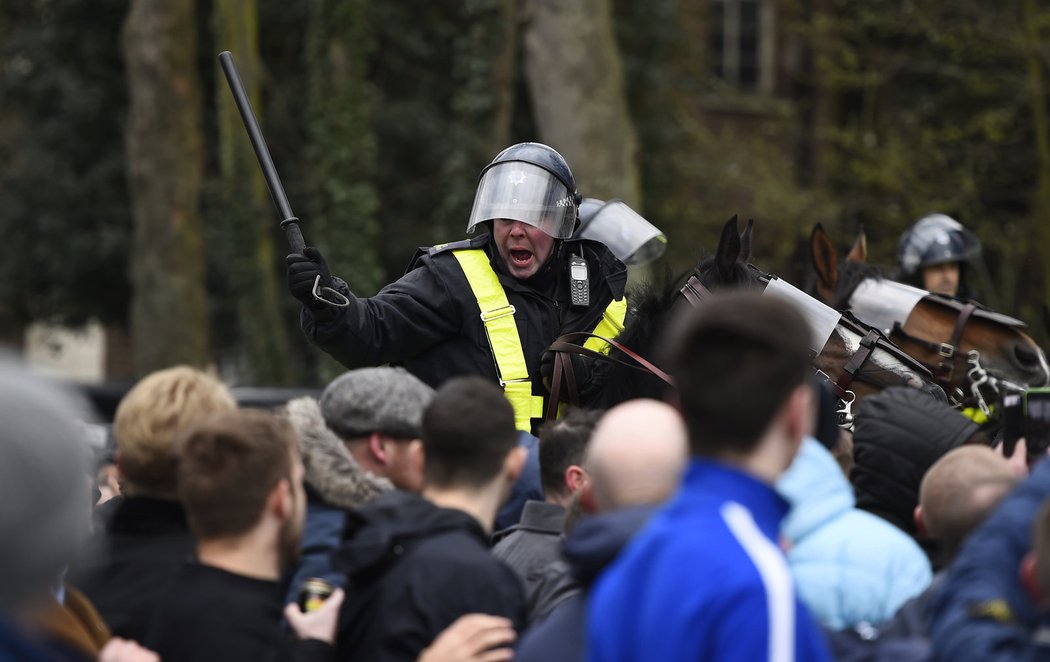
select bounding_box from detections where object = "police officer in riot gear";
[286,142,627,432]
[897,213,982,299]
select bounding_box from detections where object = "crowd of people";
[3,141,1047,661]
[2,288,1048,661]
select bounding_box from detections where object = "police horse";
[809,224,1050,418]
[548,217,939,428]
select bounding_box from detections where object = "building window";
[709,0,775,95]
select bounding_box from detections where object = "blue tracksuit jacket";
[586,459,831,662]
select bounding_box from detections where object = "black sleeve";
[300,258,463,368]
[292,639,336,662]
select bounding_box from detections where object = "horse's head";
[850,278,1050,410]
[578,215,762,409]
[901,297,1049,394]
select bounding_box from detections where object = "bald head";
[919,445,1017,561]
[584,399,688,513]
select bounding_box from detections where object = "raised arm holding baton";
[217,50,348,308]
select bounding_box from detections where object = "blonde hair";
[115,366,236,497]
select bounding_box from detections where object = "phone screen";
[571,264,587,281]
[1026,391,1050,455]
[1001,393,1024,456]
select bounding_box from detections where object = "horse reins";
[546,332,674,421]
[544,276,710,420]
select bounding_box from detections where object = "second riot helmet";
[897,213,981,278]
[574,198,667,266]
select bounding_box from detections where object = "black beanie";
[850,386,978,535]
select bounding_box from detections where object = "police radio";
[569,254,590,308]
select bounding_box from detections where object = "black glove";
[286,247,333,310]
[541,348,597,402]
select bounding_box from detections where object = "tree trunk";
[486,0,519,155]
[213,0,300,384]
[521,0,641,206]
[1024,0,1050,340]
[123,0,210,374]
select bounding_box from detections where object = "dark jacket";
[814,575,944,662]
[68,496,195,642]
[492,500,566,622]
[515,506,653,662]
[146,562,333,662]
[301,235,627,426]
[851,386,977,564]
[333,491,527,662]
[927,458,1050,661]
[0,612,62,662]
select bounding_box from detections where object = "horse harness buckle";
[966,350,994,417]
[837,390,856,429]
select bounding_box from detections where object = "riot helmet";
[897,213,981,278]
[467,142,580,239]
[574,198,667,266]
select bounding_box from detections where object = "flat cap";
[320,367,434,440]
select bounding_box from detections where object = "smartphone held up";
[1000,387,1050,460]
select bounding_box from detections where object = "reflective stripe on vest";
[453,249,546,431]
[583,297,627,354]
[452,249,626,430]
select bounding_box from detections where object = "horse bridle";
[889,301,1025,415]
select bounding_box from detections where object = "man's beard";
[278,516,303,570]
[563,491,587,535]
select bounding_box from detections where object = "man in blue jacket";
[927,454,1050,660]
[586,291,831,662]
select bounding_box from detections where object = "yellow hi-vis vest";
[452,249,628,431]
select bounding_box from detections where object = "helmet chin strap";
[552,239,566,262]
[528,239,563,281]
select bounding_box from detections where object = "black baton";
[218,50,305,253]
[218,51,348,307]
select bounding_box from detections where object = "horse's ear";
[740,218,755,264]
[847,226,868,263]
[810,223,838,292]
[716,215,742,279]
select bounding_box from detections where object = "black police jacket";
[301,233,627,402]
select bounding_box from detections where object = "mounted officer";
[896,213,982,299]
[286,142,628,432]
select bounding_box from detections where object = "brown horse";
[810,224,1050,413]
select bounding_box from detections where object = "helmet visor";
[575,200,666,266]
[467,162,577,239]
